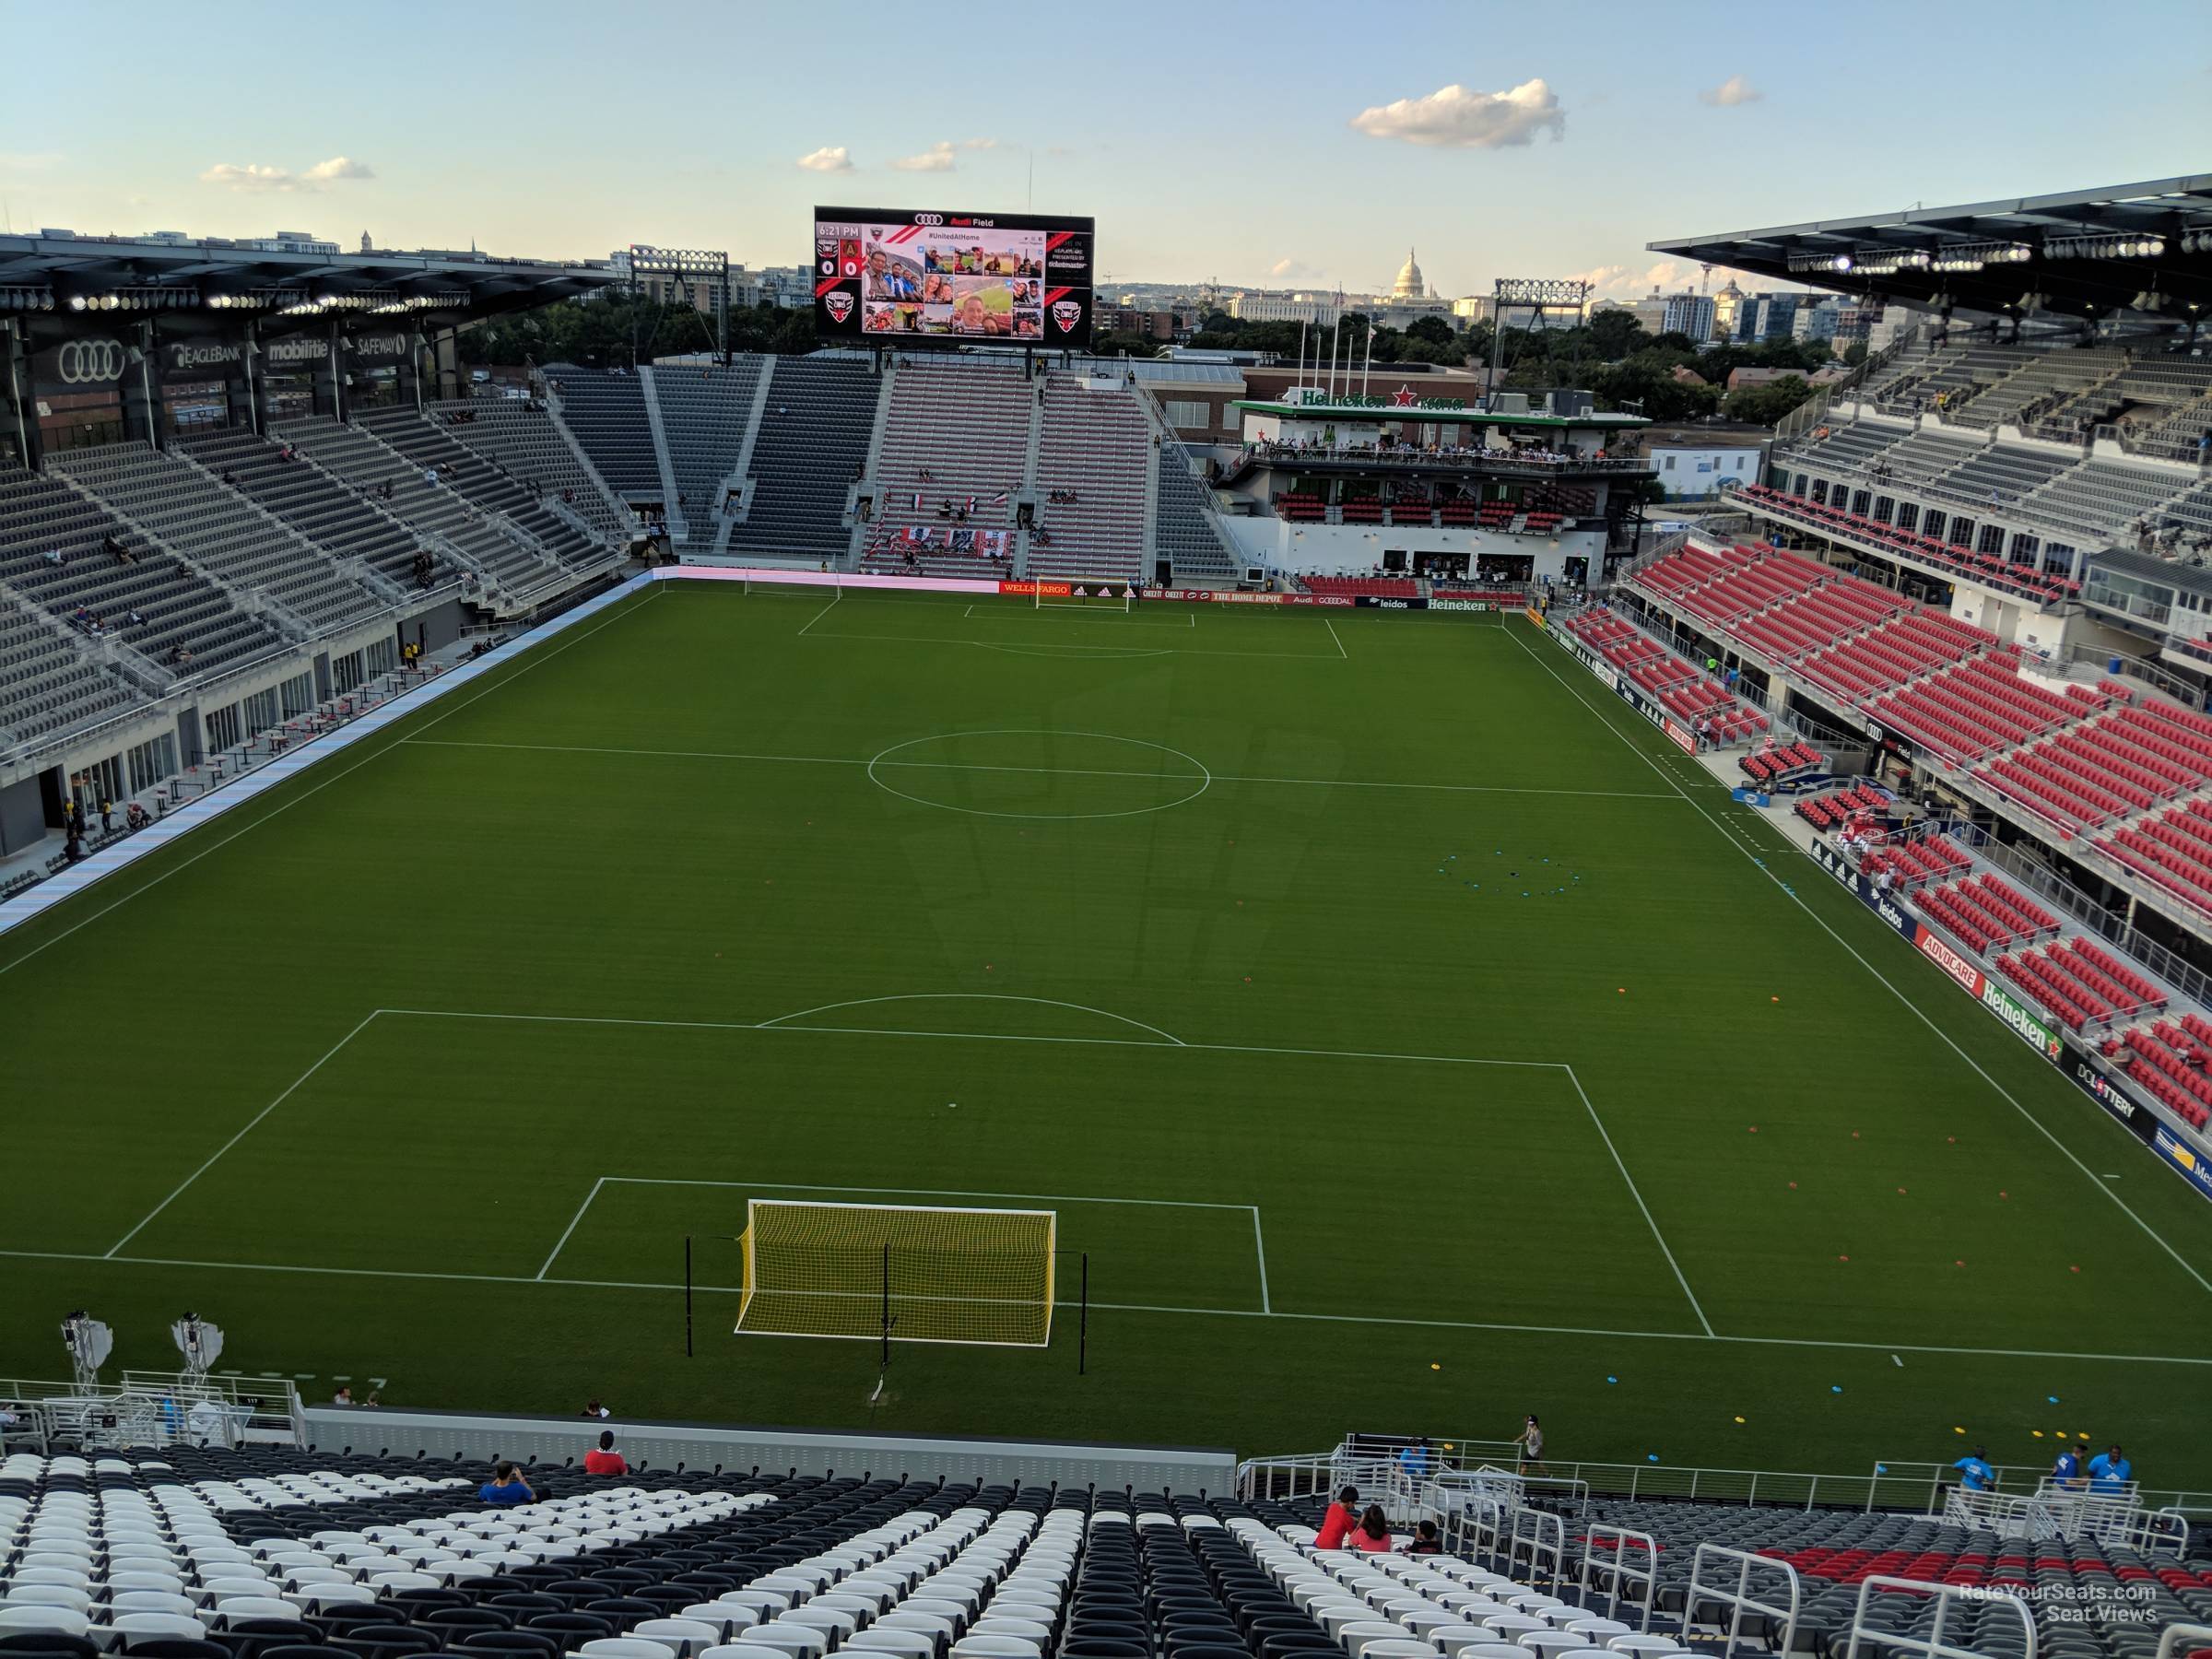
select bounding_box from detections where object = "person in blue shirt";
[1398,1437,1432,1486]
[2051,1445,2082,1489]
[479,1460,535,1505]
[1952,1446,1995,1491]
[2087,1444,2133,1494]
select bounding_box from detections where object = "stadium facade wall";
[302,1405,1234,1493]
[1220,514,1601,582]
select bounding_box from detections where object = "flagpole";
[1297,319,1307,400]
[1330,311,1342,403]
[1362,316,1374,400]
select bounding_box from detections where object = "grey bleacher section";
[1872,427,1986,483]
[650,359,762,543]
[182,427,453,593]
[2022,457,2196,542]
[728,356,877,563]
[354,406,618,576]
[49,442,382,633]
[0,462,285,674]
[544,365,662,495]
[1939,441,2078,504]
[272,415,560,598]
[1785,418,1909,472]
[1155,438,1239,578]
[432,397,631,542]
[2165,479,2212,537]
[0,595,141,746]
[1947,346,2123,430]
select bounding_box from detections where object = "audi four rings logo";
[913,213,945,227]
[58,340,125,383]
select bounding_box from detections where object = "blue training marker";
[2047,1394,2060,1405]
[1830,1385,1843,1394]
[1606,1375,1618,1384]
[1646,1453,1659,1463]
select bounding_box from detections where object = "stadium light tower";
[171,1312,224,1385]
[1487,277,1591,406]
[627,245,731,364]
[60,1311,112,1391]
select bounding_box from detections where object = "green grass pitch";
[7,582,2212,1488]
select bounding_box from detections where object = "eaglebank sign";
[1138,588,1354,607]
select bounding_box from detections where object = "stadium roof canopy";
[0,231,620,322]
[1650,175,2212,324]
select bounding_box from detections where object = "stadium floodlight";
[1493,276,1591,310]
[1931,241,2033,274]
[628,243,732,362]
[0,285,55,312]
[171,1312,224,1383]
[2046,232,2167,260]
[60,1310,113,1390]
[1787,253,1854,274]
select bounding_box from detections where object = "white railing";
[1579,1524,1658,1630]
[1688,1542,1801,1657]
[2155,1624,2212,1659]
[1845,1577,2034,1659]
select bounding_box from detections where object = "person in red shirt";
[1313,1486,1360,1549]
[582,1430,628,1476]
[1347,1505,1394,1553]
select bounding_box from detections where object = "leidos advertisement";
[813,207,1095,347]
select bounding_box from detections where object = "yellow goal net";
[734,1199,1057,1347]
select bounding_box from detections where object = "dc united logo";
[824,292,855,324]
[1051,300,1081,334]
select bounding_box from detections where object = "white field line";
[1564,1065,1712,1335]
[536,1174,606,1279]
[0,590,661,981]
[5,1242,2208,1367]
[398,737,1682,802]
[794,588,842,636]
[106,1010,386,1257]
[1503,619,2212,1300]
[1252,1207,1272,1314]
[1325,618,1347,660]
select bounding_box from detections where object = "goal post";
[734,1199,1057,1347]
[1037,579,1134,612]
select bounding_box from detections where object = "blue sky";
[3,0,2206,300]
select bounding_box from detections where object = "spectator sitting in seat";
[478,1460,534,1506]
[1313,1485,1360,1550]
[332,1386,353,1406]
[583,1430,629,1477]
[1347,1505,1394,1553]
[581,1397,611,1419]
[1405,1520,1444,1555]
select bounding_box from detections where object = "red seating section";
[1859,835,1971,889]
[1733,481,2080,605]
[1971,704,2212,834]
[2093,799,2212,917]
[1994,937,2164,1031]
[2103,1017,2212,1130]
[1741,742,1824,782]
[1914,872,2060,954]
[1276,491,1326,523]
[1297,575,1416,598]
[1793,783,1889,829]
[1865,653,2081,762]
[1562,611,1767,742]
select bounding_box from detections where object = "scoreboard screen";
[813,206,1096,348]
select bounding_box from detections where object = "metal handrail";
[1845,1576,2033,1659]
[1688,1542,1800,1658]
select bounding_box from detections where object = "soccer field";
[8,581,2212,1486]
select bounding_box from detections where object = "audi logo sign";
[913,214,945,227]
[57,339,125,384]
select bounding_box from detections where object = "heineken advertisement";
[1980,978,2062,1062]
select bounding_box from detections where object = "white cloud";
[1567,263,1634,296]
[199,156,374,192]
[1644,260,1686,288]
[0,151,63,172]
[892,142,959,172]
[1698,74,1763,107]
[1348,79,1564,149]
[959,137,998,151]
[796,146,854,173]
[1269,257,1324,281]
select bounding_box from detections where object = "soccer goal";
[1038,579,1135,612]
[734,1199,1057,1347]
